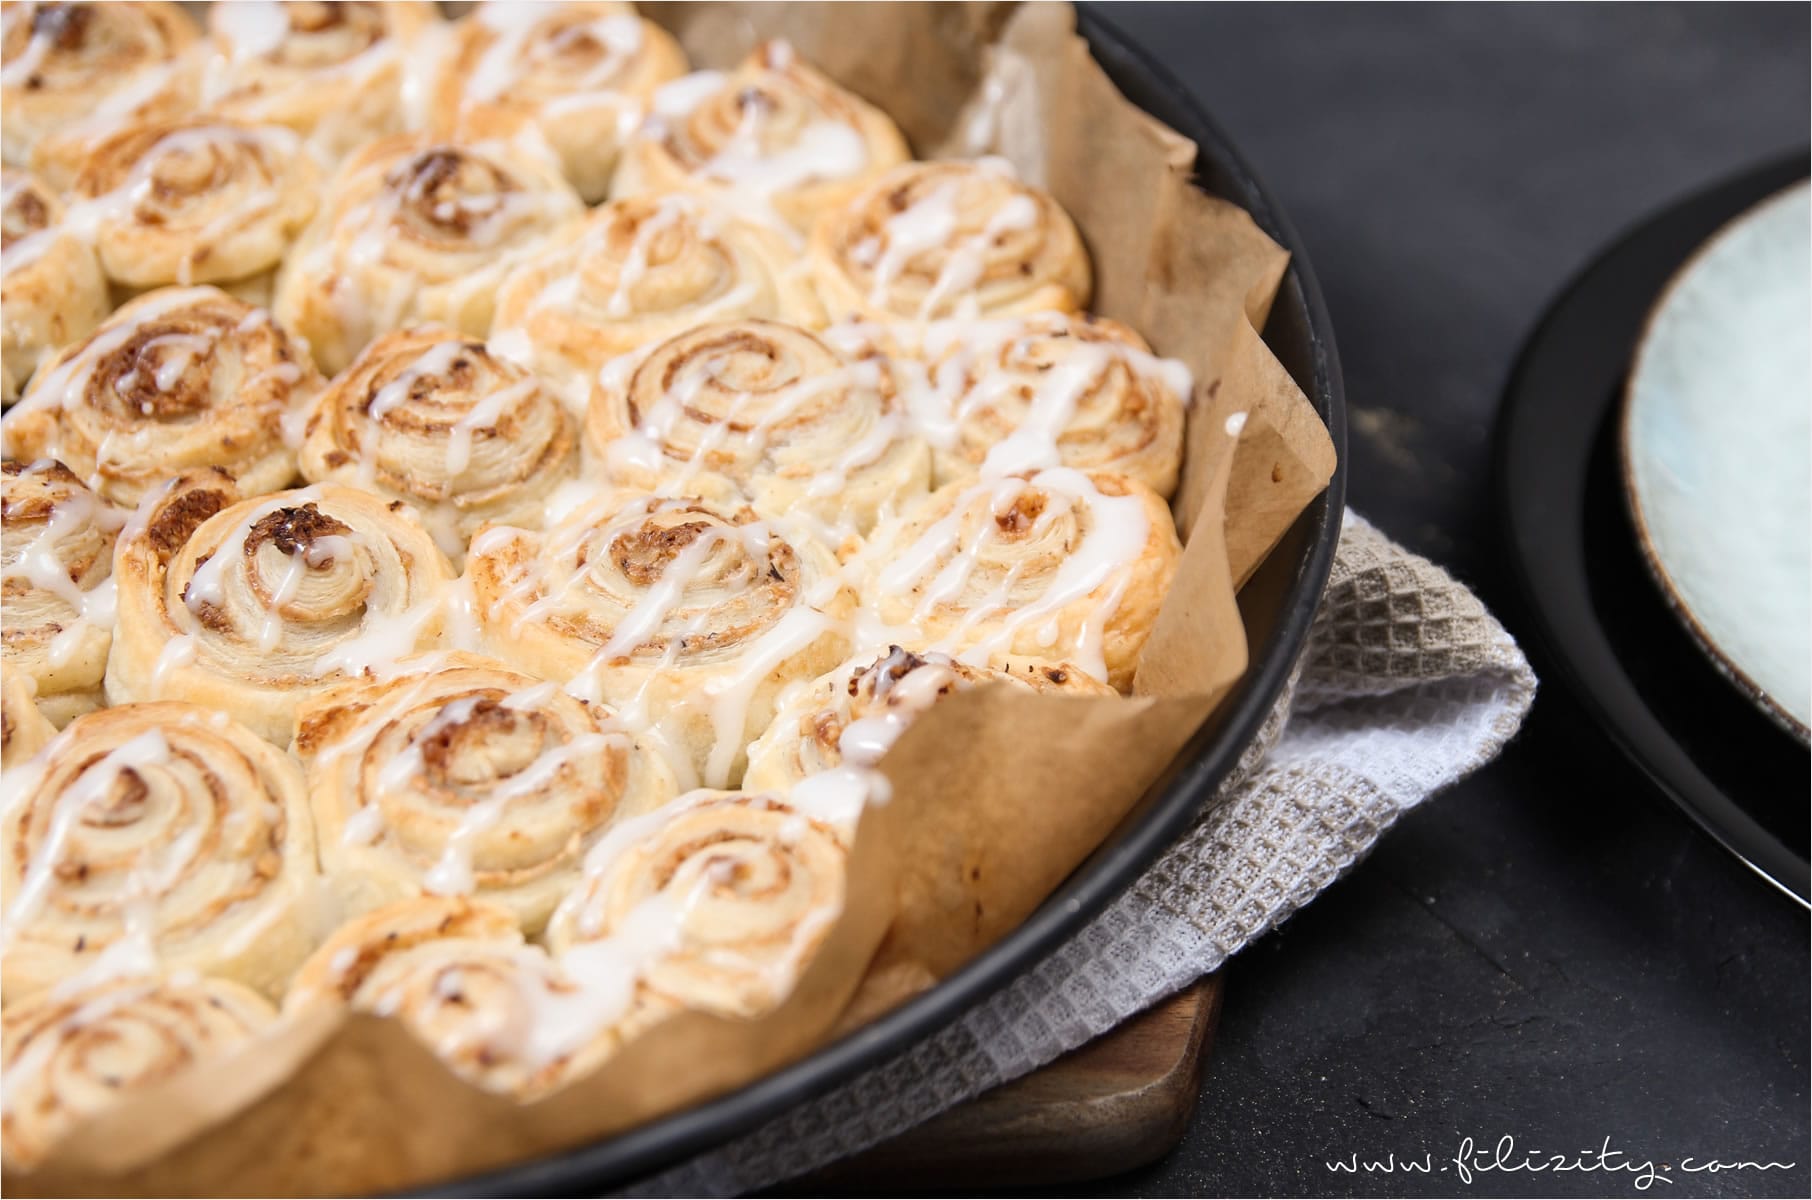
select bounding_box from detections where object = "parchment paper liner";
[10,3,1335,1193]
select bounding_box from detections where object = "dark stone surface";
[1083,4,1809,1196]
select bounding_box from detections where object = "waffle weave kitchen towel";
[634,511,1539,1196]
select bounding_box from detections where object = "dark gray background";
[1080,4,1809,1197]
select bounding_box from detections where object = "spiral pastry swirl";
[745,645,1116,792]
[1,664,55,769]
[435,2,687,203]
[467,490,854,788]
[4,286,321,507]
[493,195,824,399]
[296,327,579,564]
[809,160,1092,322]
[105,473,457,747]
[0,700,320,1002]
[1,169,109,404]
[285,896,642,1100]
[545,789,851,1020]
[888,313,1192,496]
[293,653,680,931]
[614,40,910,234]
[2,2,200,181]
[864,469,1180,692]
[273,123,584,375]
[67,119,320,292]
[585,319,930,539]
[0,974,275,1169]
[0,459,122,724]
[204,1,439,162]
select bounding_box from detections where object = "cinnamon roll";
[862,469,1181,692]
[203,1,440,162]
[295,326,579,564]
[583,319,930,539]
[491,195,824,400]
[285,896,641,1100]
[434,1,687,203]
[879,313,1191,497]
[466,490,855,788]
[1,169,109,404]
[105,473,458,747]
[613,40,911,235]
[744,645,1115,792]
[65,118,320,294]
[0,700,320,1002]
[3,286,321,507]
[0,459,121,725]
[2,2,200,182]
[292,653,680,931]
[273,122,584,375]
[808,160,1092,322]
[0,974,276,1169]
[545,786,866,1020]
[0,664,55,769]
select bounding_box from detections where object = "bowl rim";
[432,7,1349,1194]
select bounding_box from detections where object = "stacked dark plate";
[1497,155,1812,907]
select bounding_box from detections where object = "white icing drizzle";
[858,164,1039,320]
[467,3,645,109]
[212,1,291,63]
[634,47,870,238]
[864,467,1151,683]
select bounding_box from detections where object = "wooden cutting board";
[805,975,1224,1190]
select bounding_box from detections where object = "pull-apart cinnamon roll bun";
[4,286,320,507]
[613,39,910,235]
[273,122,583,375]
[1,169,109,404]
[0,700,320,1002]
[466,490,854,788]
[105,472,457,746]
[295,326,579,564]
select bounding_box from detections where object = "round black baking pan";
[1496,152,1811,907]
[435,8,1349,1194]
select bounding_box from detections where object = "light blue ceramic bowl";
[1623,181,1812,742]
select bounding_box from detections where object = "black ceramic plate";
[1496,154,1812,907]
[433,10,1350,1196]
